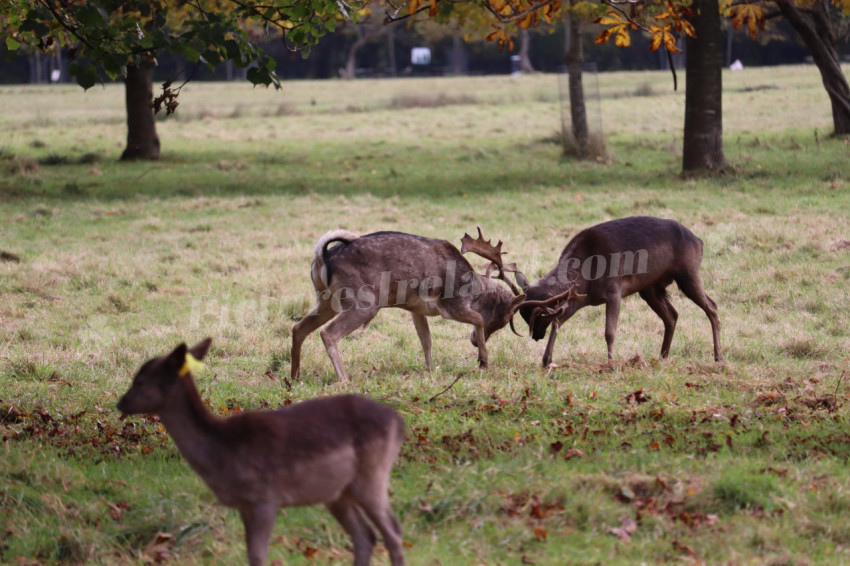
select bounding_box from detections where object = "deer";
[511,216,722,367]
[290,229,528,382]
[117,338,406,566]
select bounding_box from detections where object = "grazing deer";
[511,216,722,366]
[290,229,527,382]
[117,338,405,566]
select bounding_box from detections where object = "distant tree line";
[0,18,829,85]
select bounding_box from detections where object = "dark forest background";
[1,18,843,85]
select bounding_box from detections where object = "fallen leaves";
[143,532,174,564]
[608,517,637,541]
[563,448,585,460]
[625,387,651,406]
[106,500,131,522]
[671,539,697,557]
[500,491,565,521]
[533,526,547,541]
[752,391,786,406]
[605,473,720,551]
[3,404,171,458]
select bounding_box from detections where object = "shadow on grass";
[0,141,674,202]
[2,134,846,204]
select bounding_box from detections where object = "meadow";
[1,64,849,565]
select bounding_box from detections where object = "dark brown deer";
[117,338,405,566]
[512,216,722,366]
[290,229,527,382]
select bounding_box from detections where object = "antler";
[461,227,522,295]
[511,284,587,336]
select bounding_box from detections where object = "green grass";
[2,64,850,564]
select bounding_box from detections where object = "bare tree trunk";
[342,28,369,79]
[30,51,43,83]
[519,29,534,73]
[121,60,160,161]
[565,0,588,155]
[451,32,464,75]
[342,23,388,80]
[682,0,727,172]
[387,25,397,77]
[774,0,850,135]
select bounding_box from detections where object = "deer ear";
[514,271,530,292]
[188,337,213,361]
[166,343,189,372]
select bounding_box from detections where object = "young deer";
[290,229,527,382]
[117,338,405,566]
[512,216,722,366]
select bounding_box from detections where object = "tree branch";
[36,0,99,54]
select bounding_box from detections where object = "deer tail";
[313,230,360,287]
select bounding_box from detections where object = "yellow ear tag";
[178,353,204,377]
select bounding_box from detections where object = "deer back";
[541,217,702,301]
[203,394,405,508]
[519,217,705,337]
[317,231,505,316]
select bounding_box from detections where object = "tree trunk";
[387,25,397,77]
[682,0,727,172]
[519,29,534,73]
[565,0,589,155]
[30,51,43,83]
[774,0,850,135]
[121,61,160,161]
[341,24,384,80]
[451,32,466,75]
[342,30,366,79]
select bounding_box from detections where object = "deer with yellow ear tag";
[117,338,406,566]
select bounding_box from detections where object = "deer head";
[117,338,212,415]
[513,284,586,340]
[460,227,530,340]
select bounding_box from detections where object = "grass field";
[2,64,850,565]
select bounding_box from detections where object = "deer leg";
[604,296,622,360]
[473,323,488,369]
[439,305,488,369]
[240,503,278,566]
[410,313,433,371]
[327,497,377,566]
[541,321,560,367]
[676,274,723,362]
[320,307,380,382]
[290,297,337,380]
[639,286,678,359]
[351,486,405,566]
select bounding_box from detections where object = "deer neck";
[540,264,583,297]
[158,376,224,475]
[472,276,514,322]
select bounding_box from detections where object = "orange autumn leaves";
[483,0,564,50]
[408,0,440,17]
[726,3,765,39]
[594,1,695,54]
